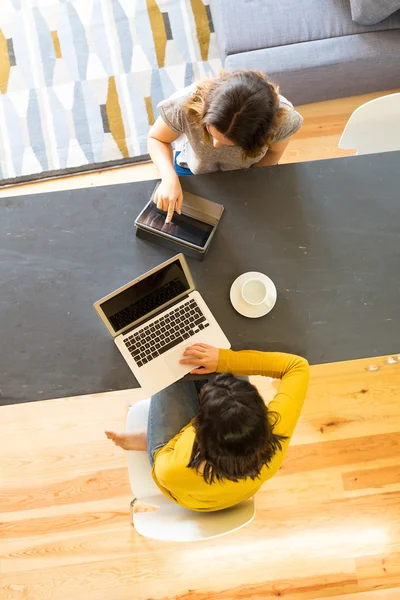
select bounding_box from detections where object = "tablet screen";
[137,204,214,248]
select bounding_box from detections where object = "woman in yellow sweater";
[106,344,309,512]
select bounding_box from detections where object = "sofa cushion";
[225,31,400,105]
[350,0,400,25]
[210,0,400,58]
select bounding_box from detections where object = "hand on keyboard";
[124,299,210,368]
[179,343,219,375]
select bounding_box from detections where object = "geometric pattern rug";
[0,0,221,187]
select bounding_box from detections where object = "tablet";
[136,202,214,249]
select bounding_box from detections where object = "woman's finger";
[180,357,204,366]
[182,348,205,359]
[184,344,207,354]
[190,367,212,375]
[176,191,183,215]
[166,198,176,223]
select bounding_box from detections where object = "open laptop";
[94,254,230,396]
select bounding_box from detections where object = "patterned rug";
[0,0,220,186]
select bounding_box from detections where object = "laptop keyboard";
[123,298,210,367]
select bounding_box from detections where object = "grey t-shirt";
[158,84,303,174]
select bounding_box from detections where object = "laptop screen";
[99,258,191,333]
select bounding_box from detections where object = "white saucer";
[230,272,277,318]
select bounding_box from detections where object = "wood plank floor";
[1,354,400,600]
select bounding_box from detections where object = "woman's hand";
[154,176,183,223]
[180,343,219,375]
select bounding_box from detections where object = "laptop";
[94,254,230,396]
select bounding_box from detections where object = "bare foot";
[105,430,147,451]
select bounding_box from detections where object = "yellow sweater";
[152,350,310,511]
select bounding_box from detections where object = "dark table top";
[1,152,399,404]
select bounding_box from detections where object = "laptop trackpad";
[165,348,193,377]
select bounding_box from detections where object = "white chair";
[126,399,255,542]
[339,93,400,156]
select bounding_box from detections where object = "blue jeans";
[147,376,249,466]
[174,151,193,176]
[147,380,201,465]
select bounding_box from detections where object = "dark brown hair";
[185,70,286,157]
[187,373,288,484]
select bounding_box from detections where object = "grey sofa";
[209,0,400,105]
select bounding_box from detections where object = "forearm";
[148,137,178,181]
[217,349,308,381]
[253,138,290,167]
[253,151,280,167]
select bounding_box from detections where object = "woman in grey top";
[148,70,303,222]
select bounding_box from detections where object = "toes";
[105,431,120,442]
[105,431,132,450]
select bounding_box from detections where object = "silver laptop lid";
[94,254,195,338]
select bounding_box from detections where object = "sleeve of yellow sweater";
[154,351,309,471]
[217,350,310,438]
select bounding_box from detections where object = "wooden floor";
[1,91,400,600]
[1,355,400,600]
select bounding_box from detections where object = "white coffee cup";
[241,278,271,307]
